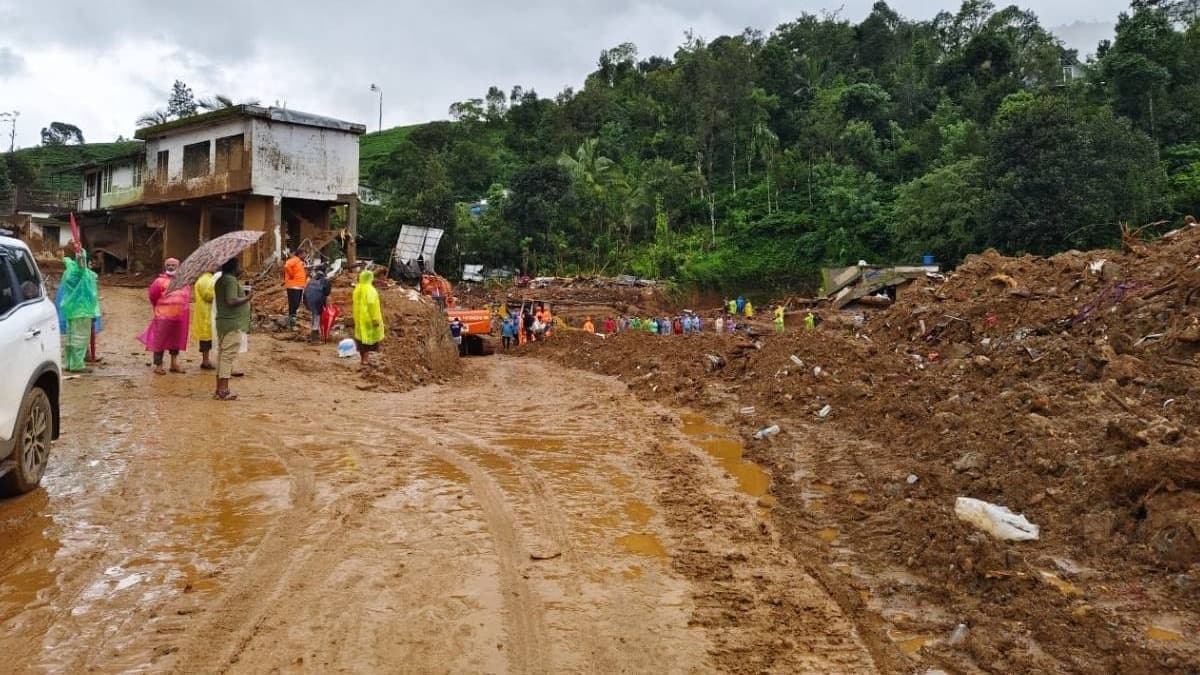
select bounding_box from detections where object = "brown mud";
[516,226,1200,673]
[0,285,873,673]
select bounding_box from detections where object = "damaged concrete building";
[74,105,365,272]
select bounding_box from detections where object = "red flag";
[69,213,81,251]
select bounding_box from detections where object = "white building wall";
[249,119,360,200]
[143,119,251,181]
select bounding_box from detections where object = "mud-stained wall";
[240,195,277,270]
[249,119,359,201]
[145,119,249,183]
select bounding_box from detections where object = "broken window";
[101,167,113,193]
[156,150,169,183]
[214,134,245,173]
[183,141,211,179]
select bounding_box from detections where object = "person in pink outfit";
[138,257,192,374]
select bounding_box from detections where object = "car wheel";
[1,387,52,495]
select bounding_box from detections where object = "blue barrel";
[922,253,935,265]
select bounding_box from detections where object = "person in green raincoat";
[352,269,384,366]
[56,246,100,373]
[773,305,785,334]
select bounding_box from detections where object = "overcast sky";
[0,1,1128,149]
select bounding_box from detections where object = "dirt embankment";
[252,275,462,392]
[454,277,676,325]
[515,226,1200,673]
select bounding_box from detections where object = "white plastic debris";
[906,474,919,484]
[739,406,757,415]
[954,497,1040,541]
[790,355,805,367]
[812,366,823,377]
[337,338,358,358]
[754,425,781,440]
[817,405,833,419]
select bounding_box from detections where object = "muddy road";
[0,286,875,673]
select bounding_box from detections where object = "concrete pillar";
[345,195,358,264]
[272,195,283,262]
[126,222,134,274]
[198,205,211,244]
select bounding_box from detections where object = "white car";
[0,232,61,495]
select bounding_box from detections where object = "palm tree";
[198,95,261,112]
[558,138,628,267]
[136,110,171,127]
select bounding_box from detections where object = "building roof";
[134,105,367,140]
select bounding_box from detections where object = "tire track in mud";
[166,434,323,674]
[403,433,552,674]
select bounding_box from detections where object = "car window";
[10,249,43,301]
[0,257,16,317]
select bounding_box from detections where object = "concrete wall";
[145,119,249,182]
[249,119,359,201]
[78,160,144,212]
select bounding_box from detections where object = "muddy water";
[0,286,877,673]
[680,413,771,500]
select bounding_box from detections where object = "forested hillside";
[358,0,1200,290]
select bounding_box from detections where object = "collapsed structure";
[72,105,365,272]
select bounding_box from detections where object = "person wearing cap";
[138,257,192,375]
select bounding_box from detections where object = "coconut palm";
[136,110,171,127]
[198,95,261,112]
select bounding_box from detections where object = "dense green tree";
[353,0,1198,288]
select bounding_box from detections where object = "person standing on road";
[450,316,464,355]
[214,257,252,400]
[352,269,384,366]
[773,305,785,334]
[303,266,332,344]
[191,271,216,371]
[744,300,755,318]
[714,315,724,334]
[283,249,308,329]
[501,316,515,349]
[805,312,816,330]
[582,316,595,334]
[56,245,100,374]
[139,257,191,375]
[604,317,616,335]
[735,296,746,316]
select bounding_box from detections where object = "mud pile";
[253,274,462,393]
[455,277,675,326]
[518,226,1200,672]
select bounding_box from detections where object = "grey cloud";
[0,46,26,78]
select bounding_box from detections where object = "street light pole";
[369,84,383,132]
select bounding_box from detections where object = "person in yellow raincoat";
[191,271,216,370]
[352,269,384,366]
[773,305,785,333]
[744,300,755,318]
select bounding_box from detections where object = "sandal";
[213,391,239,401]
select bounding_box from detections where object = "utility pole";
[0,111,18,152]
[369,84,383,132]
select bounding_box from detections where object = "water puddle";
[816,528,840,543]
[616,533,668,559]
[624,501,654,527]
[889,632,934,655]
[1146,626,1184,642]
[1038,570,1083,597]
[681,414,771,500]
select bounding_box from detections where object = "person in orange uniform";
[582,316,595,333]
[283,249,308,329]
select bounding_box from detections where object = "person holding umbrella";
[214,257,252,400]
[138,257,191,375]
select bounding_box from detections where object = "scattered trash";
[906,474,919,485]
[337,338,357,358]
[739,406,757,415]
[789,354,804,367]
[948,623,969,646]
[954,497,1040,541]
[754,425,781,440]
[812,366,823,377]
[817,405,833,419]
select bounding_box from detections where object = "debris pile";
[519,225,1200,671]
